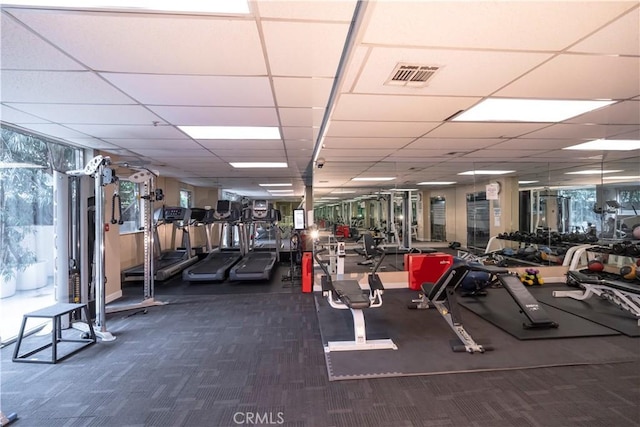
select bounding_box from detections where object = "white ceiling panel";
[488,139,580,151]
[65,124,187,139]
[568,7,640,56]
[322,137,413,149]
[406,138,503,151]
[16,123,91,139]
[326,121,439,138]
[130,148,215,158]
[426,122,549,139]
[278,108,325,127]
[354,47,552,97]
[284,141,314,150]
[1,12,85,71]
[147,106,279,127]
[8,9,267,75]
[212,150,286,159]
[282,127,316,141]
[521,124,640,140]
[262,20,350,77]
[332,94,479,122]
[65,138,118,150]
[495,54,640,100]
[1,106,50,124]
[101,74,275,107]
[7,103,163,125]
[197,140,285,150]
[340,46,370,94]
[256,0,356,21]
[108,139,204,150]
[320,155,389,163]
[362,1,636,50]
[388,149,457,157]
[462,150,545,159]
[272,77,333,108]
[567,101,640,125]
[1,70,134,103]
[320,148,396,158]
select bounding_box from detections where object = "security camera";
[316,158,325,169]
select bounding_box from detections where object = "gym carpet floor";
[1,263,639,427]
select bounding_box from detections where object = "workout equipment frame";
[555,270,640,327]
[315,246,397,352]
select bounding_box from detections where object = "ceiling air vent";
[385,63,440,87]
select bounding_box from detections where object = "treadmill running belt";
[189,253,240,275]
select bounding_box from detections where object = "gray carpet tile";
[2,291,639,427]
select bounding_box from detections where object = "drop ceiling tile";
[212,150,286,159]
[462,149,543,158]
[101,74,275,107]
[106,139,204,150]
[197,140,285,150]
[426,122,548,139]
[9,9,267,74]
[332,94,479,122]
[354,47,552,97]
[568,7,640,56]
[7,103,164,125]
[16,123,92,139]
[130,148,214,158]
[65,124,186,139]
[278,107,325,127]
[1,106,51,124]
[273,77,333,108]
[326,121,439,138]
[262,20,350,77]
[282,127,316,141]
[322,137,414,149]
[1,70,135,104]
[148,106,279,127]
[256,0,356,21]
[362,1,635,50]
[567,100,640,125]
[488,139,579,151]
[65,138,119,150]
[320,148,396,158]
[406,138,503,150]
[1,12,86,71]
[522,124,640,140]
[495,54,640,100]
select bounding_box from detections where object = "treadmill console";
[202,208,216,224]
[163,206,190,222]
[190,207,207,223]
[214,200,242,221]
[251,200,269,220]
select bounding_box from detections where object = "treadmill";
[182,200,244,282]
[122,206,199,281]
[228,200,278,281]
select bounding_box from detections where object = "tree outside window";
[179,189,192,208]
[118,180,142,234]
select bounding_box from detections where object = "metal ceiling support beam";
[307,0,370,183]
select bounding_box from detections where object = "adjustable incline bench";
[315,247,397,352]
[409,262,558,353]
[555,270,640,326]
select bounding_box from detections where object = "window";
[179,189,192,208]
[118,180,142,234]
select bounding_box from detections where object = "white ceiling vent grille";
[385,63,440,87]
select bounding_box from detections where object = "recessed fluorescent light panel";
[331,190,356,194]
[268,189,294,193]
[518,180,539,184]
[259,183,292,187]
[565,170,624,175]
[563,139,640,151]
[179,126,280,140]
[452,98,615,122]
[1,0,251,13]
[458,170,514,176]
[388,188,418,192]
[417,181,456,185]
[230,162,287,168]
[351,177,396,182]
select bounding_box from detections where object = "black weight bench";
[13,303,96,364]
[410,263,557,353]
[555,270,640,326]
[316,247,397,352]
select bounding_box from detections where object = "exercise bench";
[315,247,397,352]
[13,303,96,364]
